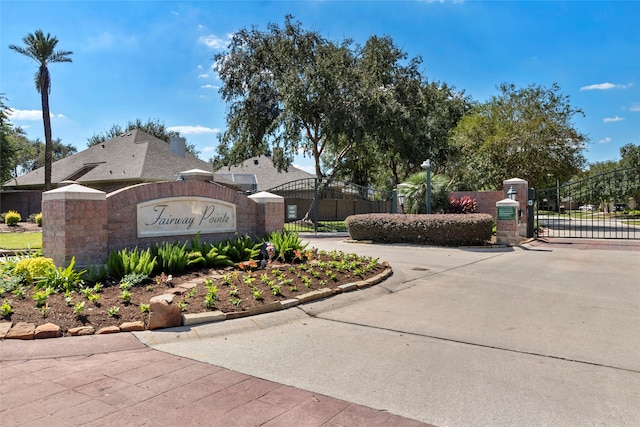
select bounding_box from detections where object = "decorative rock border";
[0,265,393,340]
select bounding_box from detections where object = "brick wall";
[0,190,42,220]
[42,180,284,267]
[106,181,265,253]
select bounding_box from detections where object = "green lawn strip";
[0,232,42,250]
[285,221,345,232]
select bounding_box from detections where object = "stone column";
[496,198,520,246]
[248,191,284,234]
[42,184,108,267]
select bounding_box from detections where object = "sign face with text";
[137,197,236,237]
[497,206,516,221]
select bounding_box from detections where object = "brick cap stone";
[248,191,284,204]
[503,178,528,186]
[180,169,213,181]
[43,183,106,201]
[496,198,520,207]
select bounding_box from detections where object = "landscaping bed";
[1,250,390,337]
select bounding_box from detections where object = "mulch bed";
[1,253,389,335]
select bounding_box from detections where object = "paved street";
[134,236,640,426]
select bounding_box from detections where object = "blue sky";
[2,0,638,174]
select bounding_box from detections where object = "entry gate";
[265,178,394,233]
[535,166,640,239]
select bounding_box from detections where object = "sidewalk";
[1,329,428,426]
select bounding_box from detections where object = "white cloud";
[198,34,228,49]
[7,109,66,120]
[200,84,219,90]
[630,104,640,112]
[198,73,209,79]
[603,116,624,123]
[171,11,179,16]
[8,109,42,120]
[167,125,219,135]
[197,64,203,70]
[599,137,612,144]
[202,146,216,152]
[580,82,631,91]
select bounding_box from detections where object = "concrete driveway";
[135,237,640,426]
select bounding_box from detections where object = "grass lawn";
[285,220,346,232]
[0,232,42,250]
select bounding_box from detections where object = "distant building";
[1,129,235,218]
[216,155,315,193]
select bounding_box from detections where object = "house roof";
[3,129,226,189]
[215,155,315,191]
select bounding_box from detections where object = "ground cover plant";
[0,230,387,335]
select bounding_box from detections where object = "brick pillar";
[42,184,108,267]
[248,192,284,234]
[503,178,529,237]
[496,198,520,246]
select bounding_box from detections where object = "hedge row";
[345,213,493,246]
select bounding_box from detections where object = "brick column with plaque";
[496,198,520,246]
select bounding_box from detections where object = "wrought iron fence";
[265,178,394,233]
[535,166,640,239]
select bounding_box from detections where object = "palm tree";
[399,172,455,214]
[9,30,72,190]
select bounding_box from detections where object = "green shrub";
[215,235,261,263]
[204,247,235,268]
[107,247,156,279]
[345,213,493,246]
[4,210,21,226]
[36,257,85,293]
[35,212,43,227]
[153,241,189,274]
[13,257,56,284]
[267,231,308,262]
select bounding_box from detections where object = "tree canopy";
[447,83,587,190]
[0,95,17,184]
[87,118,199,156]
[212,16,468,186]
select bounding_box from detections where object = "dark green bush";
[345,213,493,246]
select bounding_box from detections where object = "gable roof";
[215,155,315,191]
[3,129,217,189]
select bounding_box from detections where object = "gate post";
[502,178,529,238]
[42,184,108,267]
[527,187,535,238]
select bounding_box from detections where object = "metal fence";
[265,178,394,233]
[535,166,640,239]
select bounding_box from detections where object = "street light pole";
[421,159,431,214]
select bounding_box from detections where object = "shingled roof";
[215,155,315,191]
[3,129,220,190]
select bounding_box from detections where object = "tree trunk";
[41,87,53,191]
